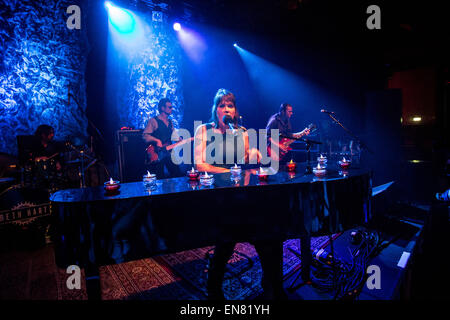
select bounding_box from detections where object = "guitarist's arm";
[143,118,163,148]
[292,127,311,139]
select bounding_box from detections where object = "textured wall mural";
[0,0,89,156]
[116,15,184,130]
[0,0,184,156]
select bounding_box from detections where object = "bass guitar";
[146,137,194,163]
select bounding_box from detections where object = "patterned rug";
[55,235,340,300]
[154,235,340,300]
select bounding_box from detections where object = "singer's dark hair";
[279,103,292,113]
[210,88,239,128]
[158,98,171,113]
[34,124,54,137]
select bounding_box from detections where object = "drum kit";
[0,136,99,195]
[0,137,99,249]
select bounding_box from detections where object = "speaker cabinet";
[116,130,146,183]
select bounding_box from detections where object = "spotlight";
[173,22,181,31]
[105,1,136,34]
[233,43,238,47]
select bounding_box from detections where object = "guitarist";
[266,103,311,163]
[142,98,182,178]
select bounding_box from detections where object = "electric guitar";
[146,137,194,163]
[268,123,317,161]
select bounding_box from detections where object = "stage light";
[173,22,181,31]
[233,43,238,47]
[412,116,422,122]
[105,1,136,34]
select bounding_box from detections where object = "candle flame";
[343,157,346,162]
[147,171,151,177]
[320,154,324,158]
[317,163,322,169]
[204,172,209,177]
[191,167,195,173]
[234,163,238,168]
[290,159,294,164]
[109,177,114,184]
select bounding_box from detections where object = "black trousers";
[206,240,285,300]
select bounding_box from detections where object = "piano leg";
[300,234,312,281]
[85,264,101,300]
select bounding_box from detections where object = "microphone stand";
[281,135,322,174]
[324,112,372,154]
[67,91,105,187]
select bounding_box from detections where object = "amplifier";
[116,130,146,183]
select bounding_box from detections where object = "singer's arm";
[194,124,230,173]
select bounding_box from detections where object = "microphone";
[223,115,236,134]
[320,109,335,115]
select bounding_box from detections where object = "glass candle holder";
[143,173,157,188]
[286,160,296,172]
[187,168,200,181]
[257,168,269,181]
[199,172,214,186]
[339,158,351,170]
[104,179,120,193]
[312,165,326,177]
[317,155,328,166]
[230,164,242,176]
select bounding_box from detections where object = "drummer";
[31,125,62,172]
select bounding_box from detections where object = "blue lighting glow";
[105,2,136,34]
[173,22,181,32]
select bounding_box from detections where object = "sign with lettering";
[0,203,52,226]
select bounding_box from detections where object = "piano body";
[50,166,372,299]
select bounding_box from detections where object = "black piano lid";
[50,168,371,204]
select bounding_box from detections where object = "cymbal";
[0,153,19,177]
[67,159,82,164]
[0,177,16,183]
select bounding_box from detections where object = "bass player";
[142,98,182,178]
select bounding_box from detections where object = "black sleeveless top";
[152,117,173,145]
[204,123,245,169]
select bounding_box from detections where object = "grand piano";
[50,165,372,299]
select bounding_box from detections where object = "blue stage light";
[233,43,238,47]
[105,1,136,34]
[173,22,181,32]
